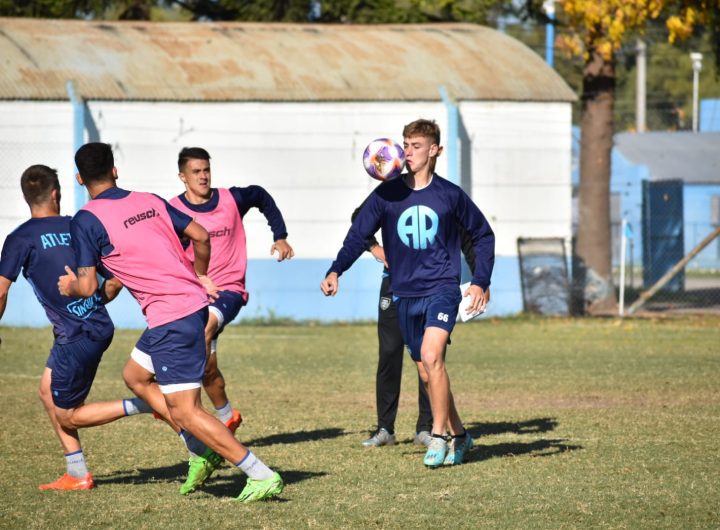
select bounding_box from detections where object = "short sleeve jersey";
[71,187,208,328]
[0,216,113,343]
[169,186,288,300]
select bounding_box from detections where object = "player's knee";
[55,409,77,430]
[166,405,196,431]
[420,350,443,370]
[123,364,150,393]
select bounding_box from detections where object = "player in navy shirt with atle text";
[321,119,495,468]
[0,165,152,490]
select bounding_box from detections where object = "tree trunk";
[575,48,617,315]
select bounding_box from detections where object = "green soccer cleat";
[443,432,474,466]
[236,472,284,503]
[423,436,448,468]
[180,448,223,495]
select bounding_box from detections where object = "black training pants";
[376,274,433,433]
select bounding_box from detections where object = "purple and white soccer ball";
[362,138,406,181]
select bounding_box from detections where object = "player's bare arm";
[100,277,124,304]
[58,265,98,298]
[183,219,219,299]
[0,275,12,320]
[271,239,294,261]
[320,272,339,296]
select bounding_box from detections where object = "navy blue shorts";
[47,333,114,409]
[134,307,208,389]
[395,287,462,362]
[209,290,246,338]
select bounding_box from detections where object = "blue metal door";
[641,179,684,291]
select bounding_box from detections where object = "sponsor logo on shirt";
[208,227,231,238]
[397,205,438,250]
[66,292,103,319]
[40,232,71,249]
[123,208,158,229]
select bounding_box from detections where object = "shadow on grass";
[458,418,582,463]
[95,463,325,499]
[466,438,582,463]
[244,427,345,447]
[201,469,327,499]
[94,461,188,486]
[466,417,559,437]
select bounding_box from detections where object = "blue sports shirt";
[328,174,495,297]
[0,216,114,343]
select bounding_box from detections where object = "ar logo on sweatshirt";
[397,205,438,250]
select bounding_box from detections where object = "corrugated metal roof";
[0,18,576,102]
[615,131,720,184]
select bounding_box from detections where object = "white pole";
[690,52,703,132]
[619,218,627,317]
[636,40,646,133]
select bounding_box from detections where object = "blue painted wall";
[571,99,720,270]
[700,99,720,131]
[2,257,524,329]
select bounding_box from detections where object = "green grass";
[0,317,719,529]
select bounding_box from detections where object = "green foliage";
[0,0,111,18]
[0,0,501,23]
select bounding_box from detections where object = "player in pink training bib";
[169,147,294,433]
[59,143,284,502]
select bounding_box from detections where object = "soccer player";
[350,204,433,448]
[321,119,494,467]
[169,147,293,432]
[0,164,152,490]
[354,204,476,449]
[58,143,283,502]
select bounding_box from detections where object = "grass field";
[1,316,718,529]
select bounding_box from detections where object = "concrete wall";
[0,100,573,327]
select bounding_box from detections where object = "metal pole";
[544,0,555,67]
[636,40,646,132]
[619,219,627,317]
[66,80,86,212]
[438,85,459,185]
[690,53,703,133]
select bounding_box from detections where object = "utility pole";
[690,52,703,132]
[543,0,555,67]
[636,40,646,132]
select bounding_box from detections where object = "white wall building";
[0,19,575,326]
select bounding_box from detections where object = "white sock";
[236,451,274,480]
[65,449,88,478]
[122,397,152,416]
[215,401,233,423]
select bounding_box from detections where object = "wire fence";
[613,219,720,316]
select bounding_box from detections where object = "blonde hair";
[402,119,441,145]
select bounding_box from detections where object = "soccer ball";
[362,138,405,181]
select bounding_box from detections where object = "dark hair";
[402,119,441,145]
[74,143,115,184]
[178,147,211,172]
[20,165,60,207]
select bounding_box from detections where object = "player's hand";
[271,239,294,262]
[369,244,389,269]
[58,266,77,296]
[463,284,489,314]
[198,274,220,301]
[320,272,339,296]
